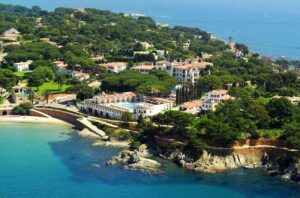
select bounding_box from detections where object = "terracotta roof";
[180,100,202,108]
[131,65,155,70]
[94,92,137,101]
[150,97,174,104]
[53,61,68,68]
[174,62,212,70]
[209,89,228,95]
[98,62,126,68]
[72,71,89,77]
[156,61,169,65]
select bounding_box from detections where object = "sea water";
[1,0,300,59]
[0,123,299,198]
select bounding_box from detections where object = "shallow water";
[2,0,300,59]
[0,123,299,197]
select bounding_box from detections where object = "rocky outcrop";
[162,149,262,173]
[264,154,300,182]
[184,151,262,173]
[106,144,163,174]
[160,148,300,182]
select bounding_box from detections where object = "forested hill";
[0,3,230,61]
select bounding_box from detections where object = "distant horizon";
[1,0,300,59]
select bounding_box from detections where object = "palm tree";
[27,88,36,105]
[43,90,50,103]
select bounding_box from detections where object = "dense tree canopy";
[101,70,177,96]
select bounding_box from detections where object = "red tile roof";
[174,62,212,70]
[180,100,202,108]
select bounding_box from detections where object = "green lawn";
[14,71,31,77]
[32,81,70,96]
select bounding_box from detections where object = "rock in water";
[106,144,163,174]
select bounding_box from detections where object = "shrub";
[118,130,131,141]
[12,103,33,115]
[130,141,141,150]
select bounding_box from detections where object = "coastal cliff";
[151,136,300,182]
[158,148,300,182]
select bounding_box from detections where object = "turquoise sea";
[1,0,300,59]
[0,123,299,198]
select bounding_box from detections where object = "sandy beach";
[0,116,72,126]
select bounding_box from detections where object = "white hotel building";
[172,61,212,84]
[80,92,173,120]
[14,60,33,72]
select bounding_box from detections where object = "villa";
[14,60,33,72]
[201,89,234,111]
[10,84,29,104]
[201,100,218,112]
[204,89,229,102]
[131,65,156,74]
[155,61,175,74]
[139,42,153,50]
[172,61,212,83]
[1,28,20,41]
[71,71,90,82]
[155,50,168,60]
[80,92,173,120]
[53,61,71,76]
[98,62,127,73]
[272,96,300,105]
[179,100,202,115]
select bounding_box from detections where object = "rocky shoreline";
[106,144,164,174]
[105,142,300,183]
[159,148,300,183]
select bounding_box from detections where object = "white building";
[204,89,230,103]
[14,60,33,72]
[53,61,71,76]
[98,62,127,73]
[140,42,153,50]
[201,89,234,111]
[155,50,168,60]
[179,100,202,114]
[172,61,212,83]
[201,100,218,112]
[133,102,172,119]
[155,61,174,72]
[92,92,139,105]
[2,28,20,41]
[80,92,173,120]
[71,71,90,82]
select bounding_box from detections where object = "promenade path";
[207,145,298,152]
[77,117,108,138]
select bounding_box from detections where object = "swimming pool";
[116,103,140,110]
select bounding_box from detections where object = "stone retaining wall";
[35,108,85,129]
[0,109,12,116]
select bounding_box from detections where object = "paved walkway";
[77,117,107,139]
[207,145,298,152]
[31,109,52,118]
